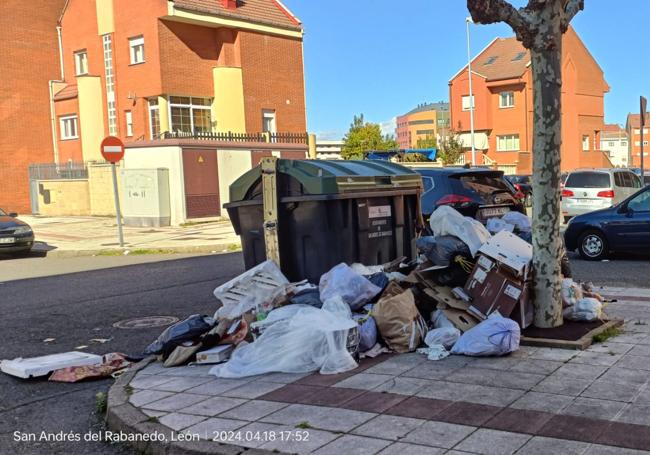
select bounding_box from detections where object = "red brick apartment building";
[1,0,307,214]
[449,27,610,174]
[625,113,649,167]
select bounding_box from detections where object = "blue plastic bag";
[451,314,520,357]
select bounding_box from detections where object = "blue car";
[564,185,650,260]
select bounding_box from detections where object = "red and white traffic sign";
[100,136,125,163]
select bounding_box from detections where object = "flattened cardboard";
[442,308,480,332]
[423,286,471,312]
[478,231,532,276]
[465,257,524,320]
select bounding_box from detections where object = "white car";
[561,169,642,222]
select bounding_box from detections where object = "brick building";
[53,0,307,163]
[0,0,66,213]
[449,27,610,173]
[395,102,450,150]
[625,113,649,167]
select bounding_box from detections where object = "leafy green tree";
[437,133,464,165]
[342,114,397,160]
[416,135,437,150]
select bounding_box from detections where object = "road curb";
[34,244,241,259]
[106,358,280,455]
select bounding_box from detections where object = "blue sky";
[281,0,649,140]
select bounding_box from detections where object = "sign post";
[100,136,125,247]
[641,96,647,178]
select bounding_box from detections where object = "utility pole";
[641,96,646,177]
[466,17,477,166]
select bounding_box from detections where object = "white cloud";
[315,130,344,141]
[379,117,397,136]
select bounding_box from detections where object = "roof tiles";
[172,0,301,30]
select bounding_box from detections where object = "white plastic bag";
[319,263,382,311]
[425,327,460,350]
[564,297,602,321]
[451,314,520,357]
[417,344,450,361]
[561,278,583,308]
[501,211,532,232]
[210,296,358,378]
[429,206,491,257]
[486,218,515,234]
[431,309,454,329]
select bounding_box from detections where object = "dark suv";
[506,175,532,207]
[415,167,526,222]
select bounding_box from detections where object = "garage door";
[182,150,220,218]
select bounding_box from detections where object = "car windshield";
[450,172,515,202]
[565,172,611,188]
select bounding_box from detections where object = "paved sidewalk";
[108,287,650,455]
[20,215,240,257]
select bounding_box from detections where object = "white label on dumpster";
[504,284,522,300]
[473,268,488,284]
[368,205,392,218]
[477,255,494,270]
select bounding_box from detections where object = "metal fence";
[27,160,107,180]
[161,130,309,145]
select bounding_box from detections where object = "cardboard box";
[195,345,234,365]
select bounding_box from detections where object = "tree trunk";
[530,7,564,328]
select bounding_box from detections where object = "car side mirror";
[8,212,17,217]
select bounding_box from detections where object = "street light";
[466,16,476,166]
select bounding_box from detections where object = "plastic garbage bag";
[353,313,377,353]
[431,309,455,329]
[451,314,520,357]
[425,327,460,350]
[319,263,382,311]
[365,273,390,294]
[564,297,602,321]
[417,345,450,361]
[290,288,323,308]
[486,218,515,234]
[373,289,428,353]
[561,278,583,308]
[144,315,214,357]
[429,206,491,257]
[416,236,471,267]
[210,296,358,378]
[502,211,532,232]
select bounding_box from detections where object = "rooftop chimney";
[222,0,237,9]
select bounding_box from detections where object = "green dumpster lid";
[229,159,422,202]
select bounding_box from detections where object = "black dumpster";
[225,159,423,283]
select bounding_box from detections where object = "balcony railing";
[161,131,309,145]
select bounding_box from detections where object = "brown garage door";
[182,149,220,218]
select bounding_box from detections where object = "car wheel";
[578,230,608,261]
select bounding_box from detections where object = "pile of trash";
[126,205,610,378]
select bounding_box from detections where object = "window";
[512,51,526,61]
[59,115,78,140]
[74,50,88,75]
[462,95,474,111]
[635,141,649,146]
[496,134,520,151]
[125,111,133,137]
[608,141,615,147]
[628,189,650,212]
[565,172,611,188]
[408,119,434,126]
[262,109,276,133]
[129,36,145,64]
[416,129,435,135]
[169,96,212,134]
[622,141,628,146]
[148,99,160,139]
[499,91,515,108]
[614,172,624,187]
[582,135,590,151]
[484,56,498,65]
[102,34,118,135]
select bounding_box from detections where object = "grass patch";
[224,243,242,252]
[95,392,107,414]
[593,326,622,343]
[96,248,177,256]
[145,416,159,423]
[295,421,312,429]
[124,385,134,396]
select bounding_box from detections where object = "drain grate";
[113,316,179,329]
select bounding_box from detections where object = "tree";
[416,135,437,150]
[437,132,464,166]
[342,114,397,160]
[467,0,584,328]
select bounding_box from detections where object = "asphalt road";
[0,251,648,454]
[0,253,246,455]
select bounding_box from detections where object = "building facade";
[625,113,649,168]
[315,140,343,160]
[395,102,450,150]
[0,0,67,213]
[52,0,307,163]
[600,124,629,167]
[449,27,610,173]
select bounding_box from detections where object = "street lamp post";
[466,17,476,166]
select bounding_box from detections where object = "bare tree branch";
[467,0,529,32]
[561,0,584,30]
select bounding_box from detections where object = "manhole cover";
[113,316,179,329]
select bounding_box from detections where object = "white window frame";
[496,134,520,152]
[74,50,88,76]
[59,115,79,140]
[582,135,590,151]
[499,91,515,108]
[125,111,133,137]
[461,95,474,111]
[148,99,160,139]
[129,36,145,65]
[262,109,277,133]
[168,96,212,134]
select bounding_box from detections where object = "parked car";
[506,175,532,207]
[561,168,642,223]
[644,172,650,186]
[0,209,35,254]
[415,167,526,223]
[564,184,650,260]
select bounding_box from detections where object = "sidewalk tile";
[618,404,650,425]
[588,343,635,355]
[129,390,174,407]
[586,443,650,454]
[185,378,251,396]
[374,377,432,396]
[402,421,476,449]
[130,374,175,390]
[400,363,459,380]
[365,360,422,376]
[385,396,452,420]
[468,357,520,371]
[341,391,407,414]
[418,381,523,407]
[184,417,248,440]
[158,412,206,431]
[537,414,609,443]
[150,376,214,393]
[509,359,563,375]
[484,408,554,434]
[141,409,167,418]
[227,422,288,448]
[262,404,376,433]
[597,421,650,450]
[581,379,642,402]
[516,436,590,455]
[178,396,246,417]
[616,355,650,371]
[295,372,355,387]
[142,392,208,412]
[453,428,530,455]
[221,380,285,399]
[218,400,288,421]
[628,345,650,357]
[569,351,622,367]
[159,365,214,377]
[437,402,501,427]
[352,415,426,440]
[259,384,323,403]
[553,363,608,381]
[532,376,592,396]
[560,397,626,420]
[259,428,339,454]
[313,434,391,455]
[486,371,546,391]
[509,391,570,413]
[333,373,393,390]
[378,442,445,455]
[529,348,578,362]
[444,368,500,387]
[606,333,647,344]
[263,372,311,384]
[599,367,650,385]
[298,386,365,407]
